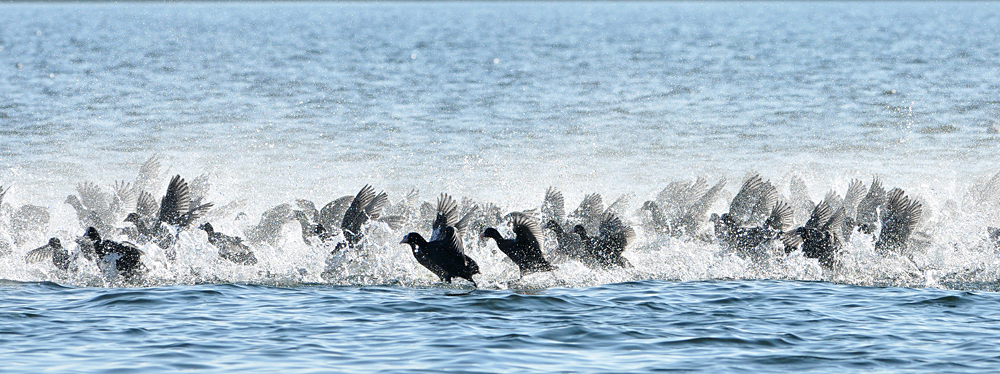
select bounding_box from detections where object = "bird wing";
[598,212,634,255]
[682,177,711,209]
[729,173,777,226]
[76,181,110,214]
[136,191,159,221]
[111,180,136,216]
[876,188,922,253]
[842,179,866,219]
[319,195,354,230]
[571,193,604,221]
[135,155,161,191]
[437,226,466,258]
[510,212,543,250]
[363,191,389,222]
[405,189,420,203]
[764,200,794,232]
[432,193,460,234]
[856,177,886,225]
[377,215,406,230]
[749,181,779,226]
[454,205,479,237]
[188,174,211,204]
[805,199,832,229]
[341,185,377,232]
[179,202,214,228]
[435,226,477,277]
[822,206,846,234]
[605,194,632,217]
[542,187,565,224]
[789,176,812,207]
[158,175,192,225]
[655,179,693,215]
[684,177,728,223]
[25,244,55,263]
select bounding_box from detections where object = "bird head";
[84,227,101,242]
[400,232,425,246]
[481,227,502,241]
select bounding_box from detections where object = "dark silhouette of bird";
[199,222,257,265]
[543,219,586,261]
[83,227,144,279]
[788,194,846,268]
[295,185,404,246]
[848,177,886,238]
[875,188,922,254]
[642,176,726,238]
[401,193,479,285]
[482,212,556,276]
[711,174,794,258]
[25,238,70,271]
[838,179,867,240]
[341,184,390,246]
[65,182,117,236]
[571,212,635,269]
[124,175,213,251]
[292,210,335,245]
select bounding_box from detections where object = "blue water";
[5,280,1000,372]
[3,1,1000,372]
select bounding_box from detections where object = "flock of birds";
[2,156,999,287]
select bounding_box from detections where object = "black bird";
[641,176,726,239]
[482,212,557,276]
[25,238,70,271]
[874,188,922,254]
[292,210,336,245]
[543,219,586,262]
[711,174,794,258]
[296,185,403,246]
[199,222,257,265]
[788,195,846,268]
[400,193,479,285]
[156,175,214,228]
[341,184,390,246]
[849,177,887,238]
[295,195,352,244]
[571,212,635,269]
[83,227,144,279]
[125,175,213,249]
[839,179,868,240]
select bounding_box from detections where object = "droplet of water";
[411,54,416,60]
[49,73,55,78]
[36,30,42,36]
[493,58,499,64]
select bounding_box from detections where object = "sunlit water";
[2,2,1000,372]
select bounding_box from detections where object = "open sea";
[3,1,1000,372]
